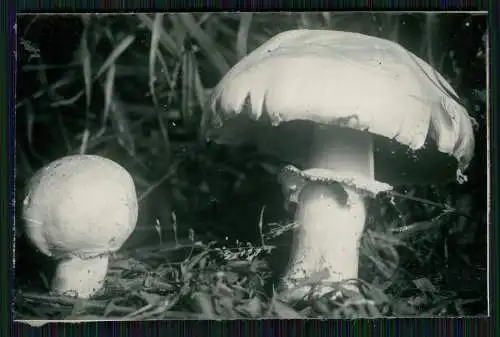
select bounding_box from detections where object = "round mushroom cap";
[203,29,475,184]
[22,155,138,259]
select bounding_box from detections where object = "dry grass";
[15,204,485,319]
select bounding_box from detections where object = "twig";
[18,292,137,315]
[386,191,472,220]
[137,157,184,203]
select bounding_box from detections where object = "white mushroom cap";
[22,154,138,260]
[203,29,475,187]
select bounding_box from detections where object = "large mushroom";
[202,29,475,297]
[21,154,138,299]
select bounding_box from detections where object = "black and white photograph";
[14,12,488,322]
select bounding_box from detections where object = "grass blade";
[192,57,209,128]
[79,18,92,110]
[95,35,135,79]
[51,35,135,109]
[178,13,230,75]
[102,64,116,132]
[148,14,161,106]
[236,13,253,60]
[181,44,195,128]
[136,13,180,57]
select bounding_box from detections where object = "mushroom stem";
[309,125,374,178]
[51,254,109,299]
[282,126,374,296]
[284,183,366,288]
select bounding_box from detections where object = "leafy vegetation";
[15,13,487,320]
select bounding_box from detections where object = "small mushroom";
[203,30,475,296]
[22,154,138,298]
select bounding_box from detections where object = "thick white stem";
[51,255,109,299]
[284,183,366,284]
[282,126,374,297]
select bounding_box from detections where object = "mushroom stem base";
[51,255,109,299]
[282,183,366,298]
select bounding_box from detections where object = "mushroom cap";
[22,155,138,259]
[203,29,475,184]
